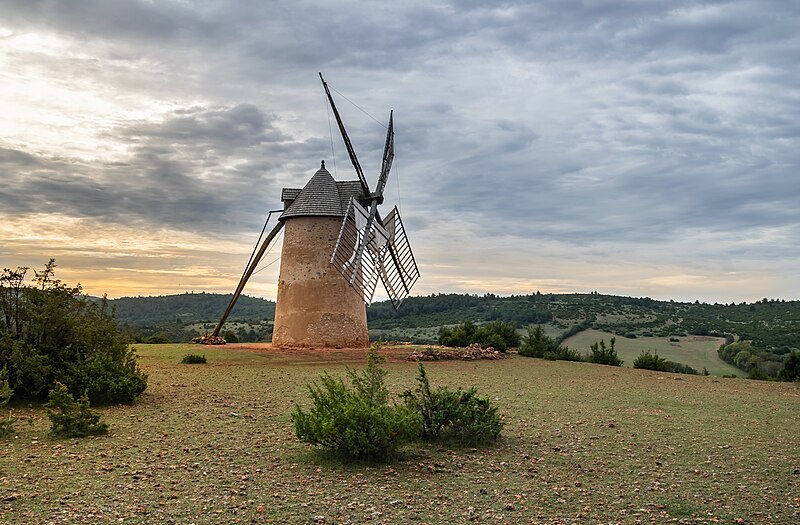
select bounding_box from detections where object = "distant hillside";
[367,292,800,353]
[108,292,275,326]
[108,291,799,376]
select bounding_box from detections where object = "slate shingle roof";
[280,167,365,220]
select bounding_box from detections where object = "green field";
[2,344,798,524]
[563,329,742,376]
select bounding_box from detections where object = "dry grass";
[1,343,798,524]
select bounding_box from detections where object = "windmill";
[210,73,419,347]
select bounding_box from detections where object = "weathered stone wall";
[272,216,369,348]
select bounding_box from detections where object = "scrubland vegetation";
[2,343,797,524]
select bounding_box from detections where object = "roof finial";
[321,159,326,169]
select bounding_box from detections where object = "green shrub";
[519,325,559,358]
[0,261,147,404]
[144,334,171,344]
[46,381,108,438]
[589,337,623,366]
[401,363,502,446]
[439,320,519,351]
[633,350,668,371]
[223,330,240,343]
[544,345,584,362]
[665,361,698,375]
[181,353,207,364]
[0,367,13,438]
[292,345,420,460]
[777,350,800,382]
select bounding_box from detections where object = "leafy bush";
[519,325,559,358]
[589,338,623,366]
[665,361,698,375]
[181,353,207,364]
[292,345,420,460]
[0,367,13,438]
[402,363,502,446]
[0,261,147,404]
[633,351,668,371]
[543,345,584,362]
[439,320,519,352]
[144,334,171,344]
[46,381,108,438]
[777,350,800,382]
[223,330,239,343]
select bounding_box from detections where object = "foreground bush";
[181,353,207,364]
[0,261,147,404]
[47,382,108,438]
[519,325,559,358]
[292,345,420,460]
[402,363,502,446]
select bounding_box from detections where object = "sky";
[1,0,798,304]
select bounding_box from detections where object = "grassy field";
[2,343,798,524]
[563,329,742,376]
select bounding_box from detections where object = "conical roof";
[280,165,365,220]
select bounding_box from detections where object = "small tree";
[519,325,559,358]
[633,350,668,371]
[777,350,799,382]
[589,337,623,366]
[46,382,108,438]
[0,367,13,438]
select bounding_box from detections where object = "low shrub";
[665,361,698,375]
[633,351,668,371]
[402,363,502,446]
[777,350,800,382]
[519,325,559,358]
[544,346,584,362]
[0,367,13,438]
[292,345,420,460]
[589,338,623,366]
[181,353,207,364]
[439,320,519,352]
[46,381,108,438]
[144,334,171,344]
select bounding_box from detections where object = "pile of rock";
[407,343,505,361]
[190,333,226,345]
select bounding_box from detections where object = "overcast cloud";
[1,0,798,303]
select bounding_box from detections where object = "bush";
[633,351,668,371]
[0,261,147,404]
[292,345,420,460]
[181,353,207,364]
[0,367,13,438]
[223,330,239,343]
[665,361,698,375]
[46,382,108,438]
[144,334,171,344]
[402,363,502,446]
[589,338,623,366]
[439,320,519,352]
[519,325,558,358]
[777,350,800,382]
[544,345,584,362]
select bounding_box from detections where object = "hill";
[109,291,799,376]
[109,292,275,326]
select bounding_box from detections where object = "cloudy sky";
[1,0,798,304]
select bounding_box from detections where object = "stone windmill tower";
[212,74,419,348]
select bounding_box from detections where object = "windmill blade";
[374,111,394,198]
[376,206,419,309]
[330,197,390,304]
[212,221,285,337]
[319,72,372,196]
